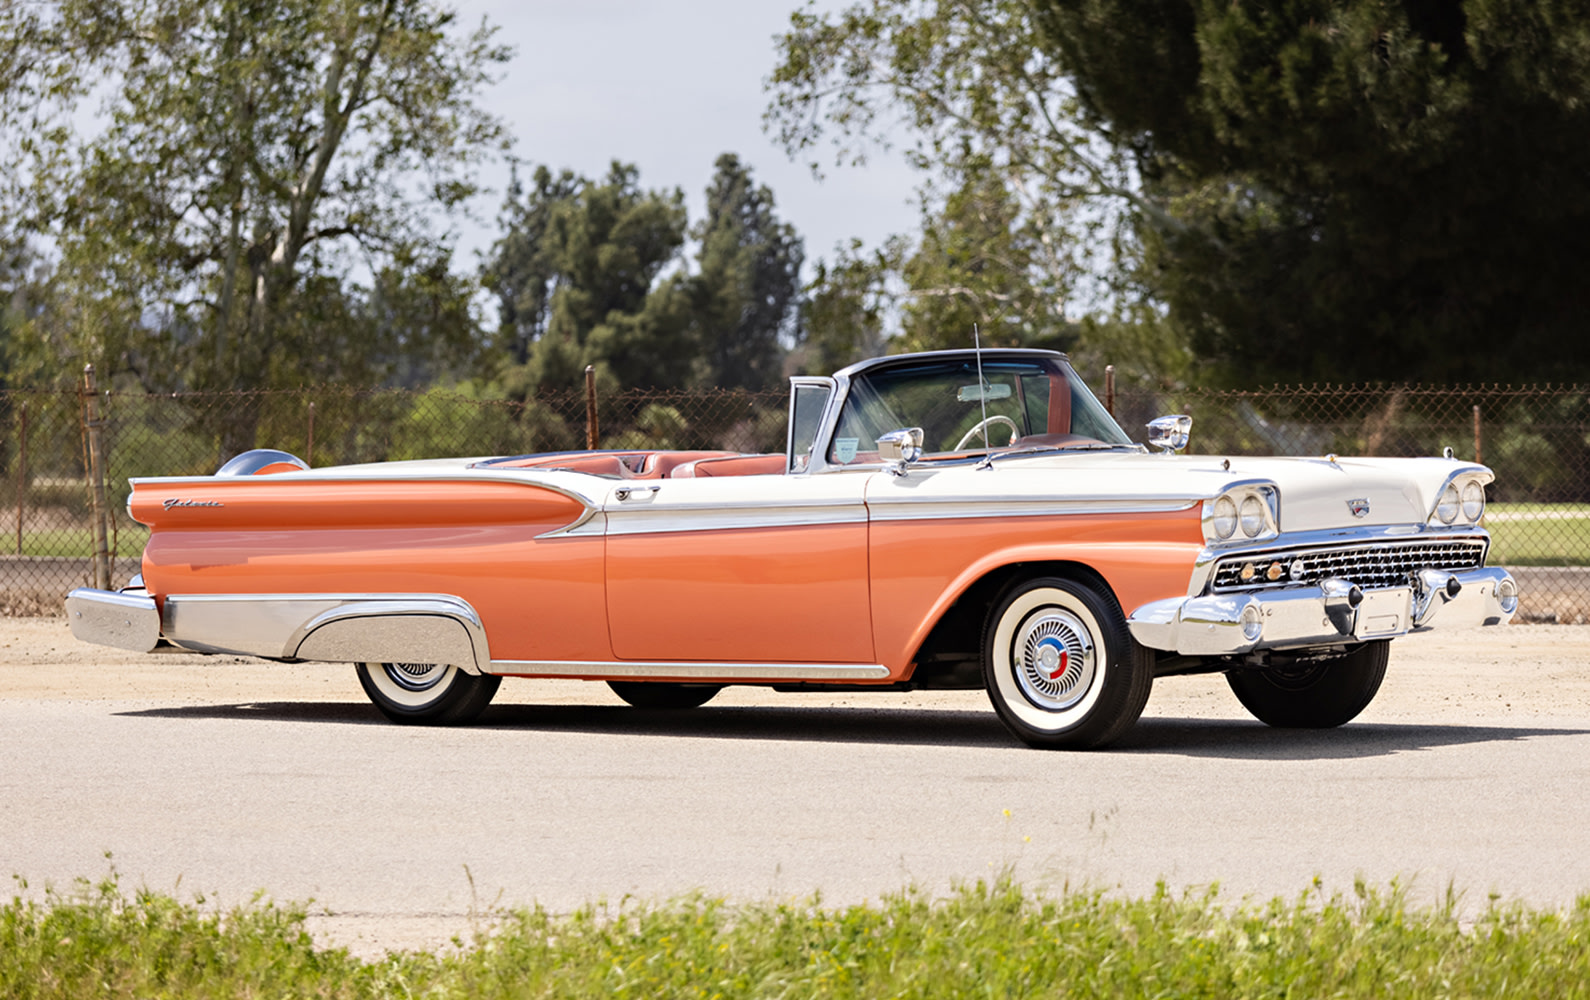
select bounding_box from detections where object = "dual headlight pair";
[1432,479,1486,526]
[1203,485,1279,544]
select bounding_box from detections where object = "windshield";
[825,357,1132,466]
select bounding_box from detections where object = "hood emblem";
[1347,498,1370,518]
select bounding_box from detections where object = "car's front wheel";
[607,681,723,709]
[356,662,501,725]
[1225,641,1389,728]
[981,576,1154,749]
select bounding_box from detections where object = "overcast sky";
[450,0,919,273]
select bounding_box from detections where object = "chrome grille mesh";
[1212,538,1488,592]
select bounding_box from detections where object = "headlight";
[1211,496,1238,539]
[1239,495,1267,537]
[1435,484,1460,524]
[1461,481,1485,522]
[1204,483,1279,544]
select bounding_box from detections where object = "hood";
[946,451,1489,532]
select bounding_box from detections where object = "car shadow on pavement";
[1119,717,1590,760]
[115,701,1589,758]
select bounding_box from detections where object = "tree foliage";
[484,156,805,394]
[1035,0,1590,384]
[767,0,1144,364]
[1,0,509,406]
[484,163,691,396]
[690,153,805,389]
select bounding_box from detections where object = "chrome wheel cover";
[1014,610,1096,711]
[360,661,460,710]
[383,662,446,692]
[987,586,1109,735]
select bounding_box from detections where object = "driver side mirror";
[877,427,924,476]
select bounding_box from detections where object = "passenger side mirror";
[1146,414,1192,455]
[877,427,924,476]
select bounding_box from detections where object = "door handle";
[614,485,662,501]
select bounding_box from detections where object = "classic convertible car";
[66,349,1517,748]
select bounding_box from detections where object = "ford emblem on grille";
[1347,498,1370,518]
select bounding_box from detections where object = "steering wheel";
[955,414,1020,451]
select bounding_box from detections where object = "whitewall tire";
[356,662,500,725]
[981,576,1153,749]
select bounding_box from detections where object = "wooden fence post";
[81,366,112,590]
[14,402,25,556]
[585,365,600,449]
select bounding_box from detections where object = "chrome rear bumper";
[65,587,162,652]
[1126,566,1518,656]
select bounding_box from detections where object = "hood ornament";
[1347,498,1370,518]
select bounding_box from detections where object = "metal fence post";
[585,365,600,449]
[1104,365,1116,416]
[14,402,25,556]
[1473,404,1482,464]
[307,401,316,466]
[81,366,112,590]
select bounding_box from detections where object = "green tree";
[484,162,692,395]
[767,0,1153,368]
[798,239,897,373]
[1034,0,1590,384]
[688,153,805,389]
[897,157,1077,353]
[1,0,508,424]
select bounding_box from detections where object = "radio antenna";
[973,323,990,449]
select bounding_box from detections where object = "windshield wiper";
[974,442,1142,469]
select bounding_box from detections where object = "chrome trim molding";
[1425,464,1493,527]
[65,588,161,653]
[604,501,867,536]
[487,659,892,681]
[161,593,488,672]
[1128,566,1516,656]
[869,496,1200,522]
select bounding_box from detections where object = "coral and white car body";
[66,350,1517,747]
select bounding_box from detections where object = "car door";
[603,471,875,663]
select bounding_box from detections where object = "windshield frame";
[798,349,1138,475]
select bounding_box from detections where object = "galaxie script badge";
[163,498,224,510]
[1347,498,1370,518]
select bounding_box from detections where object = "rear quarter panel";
[132,474,608,662]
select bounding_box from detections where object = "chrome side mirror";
[1146,414,1192,455]
[877,427,924,476]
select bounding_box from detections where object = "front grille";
[1211,538,1488,592]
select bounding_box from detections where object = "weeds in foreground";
[5,872,1590,998]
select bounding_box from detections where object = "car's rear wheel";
[356,662,500,725]
[1225,641,1389,728]
[607,681,723,709]
[981,576,1153,749]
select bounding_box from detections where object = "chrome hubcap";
[1014,610,1096,710]
[382,662,446,692]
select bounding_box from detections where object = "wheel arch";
[901,558,1124,679]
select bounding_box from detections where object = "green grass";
[7,874,1590,999]
[1,526,150,560]
[1484,503,1590,567]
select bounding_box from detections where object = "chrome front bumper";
[1126,566,1518,657]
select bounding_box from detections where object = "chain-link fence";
[4,375,1586,621]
